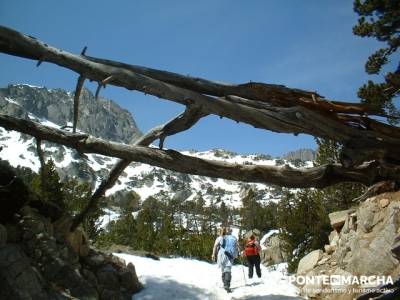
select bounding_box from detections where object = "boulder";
[0,166,143,299]
[66,228,90,257]
[96,265,120,290]
[329,230,339,246]
[357,199,381,233]
[391,235,400,261]
[52,214,73,242]
[0,244,49,299]
[328,209,355,231]
[324,244,335,255]
[4,223,21,243]
[100,289,120,300]
[317,256,330,265]
[380,198,390,208]
[297,250,323,275]
[260,234,288,266]
[330,268,355,293]
[82,268,98,287]
[126,262,143,292]
[347,202,400,275]
[0,162,32,223]
[300,273,324,298]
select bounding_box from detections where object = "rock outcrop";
[260,232,289,266]
[0,163,142,300]
[296,191,400,299]
[0,84,142,143]
[282,148,316,162]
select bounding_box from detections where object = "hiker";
[211,227,239,293]
[243,234,262,279]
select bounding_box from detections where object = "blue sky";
[0,1,390,156]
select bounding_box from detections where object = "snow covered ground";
[115,253,303,300]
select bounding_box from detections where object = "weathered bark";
[83,55,391,117]
[35,138,45,170]
[1,25,399,163]
[72,75,86,133]
[1,25,400,225]
[35,138,46,196]
[1,114,399,188]
[71,106,207,229]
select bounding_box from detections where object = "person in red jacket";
[244,234,262,279]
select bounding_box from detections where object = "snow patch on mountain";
[0,85,314,210]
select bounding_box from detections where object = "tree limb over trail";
[1,114,399,188]
[0,25,400,166]
[0,25,399,192]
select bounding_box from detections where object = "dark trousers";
[246,254,261,278]
[222,272,231,289]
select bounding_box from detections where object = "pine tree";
[314,138,365,212]
[32,159,64,209]
[62,178,105,239]
[353,0,400,121]
[277,189,331,272]
[276,139,365,272]
[239,186,277,232]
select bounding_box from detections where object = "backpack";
[244,239,259,256]
[221,235,238,260]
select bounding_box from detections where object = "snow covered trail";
[115,253,304,300]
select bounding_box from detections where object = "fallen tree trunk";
[1,25,399,163]
[1,114,399,188]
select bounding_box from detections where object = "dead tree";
[0,25,399,228]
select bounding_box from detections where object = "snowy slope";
[115,253,303,300]
[0,126,311,209]
[0,85,314,209]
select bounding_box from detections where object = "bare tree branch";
[71,106,207,229]
[35,138,45,170]
[73,75,86,133]
[1,25,400,228]
[35,138,47,197]
[1,114,399,189]
[83,55,390,117]
[1,25,399,160]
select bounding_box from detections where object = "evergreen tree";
[277,189,330,273]
[62,178,105,239]
[276,139,365,272]
[219,201,229,226]
[31,159,107,239]
[353,0,400,121]
[240,187,277,232]
[135,196,164,252]
[314,138,365,212]
[32,159,64,209]
[96,209,137,248]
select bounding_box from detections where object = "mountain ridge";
[0,84,313,210]
[0,84,142,143]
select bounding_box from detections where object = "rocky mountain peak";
[0,84,142,143]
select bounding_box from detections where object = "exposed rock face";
[297,250,323,275]
[0,163,142,300]
[0,84,142,143]
[296,191,400,299]
[328,209,356,231]
[260,233,288,266]
[282,148,316,162]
